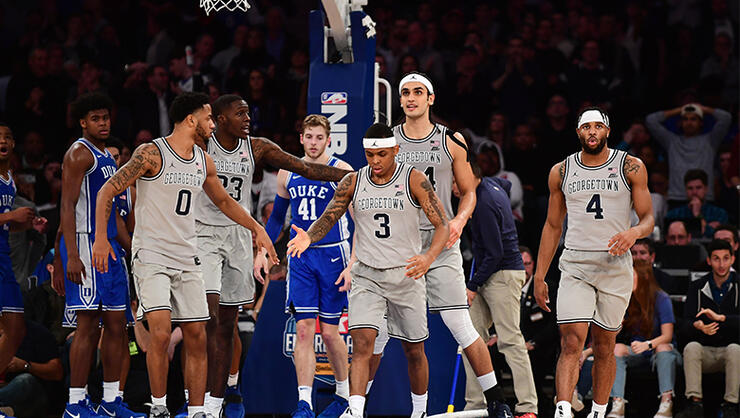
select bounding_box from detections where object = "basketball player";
[264,114,353,417]
[60,93,143,418]
[0,123,42,380]
[370,72,515,417]
[287,123,448,417]
[533,108,654,418]
[195,95,351,417]
[91,92,278,418]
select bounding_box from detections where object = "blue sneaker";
[488,400,513,418]
[173,402,187,418]
[291,400,315,418]
[64,399,104,418]
[98,397,146,417]
[223,385,245,418]
[317,395,349,418]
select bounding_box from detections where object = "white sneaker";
[339,407,356,418]
[571,389,585,412]
[606,398,626,418]
[654,398,673,417]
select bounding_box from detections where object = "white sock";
[152,395,167,406]
[476,371,497,391]
[69,387,86,404]
[348,395,365,414]
[298,385,313,409]
[205,395,223,416]
[555,400,572,418]
[411,392,427,414]
[336,379,349,400]
[227,372,239,387]
[592,401,607,415]
[187,405,204,417]
[365,380,374,395]
[118,390,124,400]
[103,381,119,402]
[184,389,189,402]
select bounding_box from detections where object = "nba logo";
[321,92,348,104]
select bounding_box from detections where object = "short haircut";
[0,121,11,134]
[633,237,656,254]
[70,92,113,121]
[212,94,244,118]
[714,224,739,243]
[708,239,734,257]
[684,169,708,186]
[169,92,210,124]
[146,65,166,79]
[106,137,124,152]
[301,114,331,136]
[519,245,532,257]
[363,123,394,139]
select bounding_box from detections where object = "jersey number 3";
[374,213,390,238]
[586,194,604,219]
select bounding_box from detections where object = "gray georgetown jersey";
[195,134,254,226]
[562,149,632,251]
[394,123,454,230]
[132,137,207,269]
[352,163,422,269]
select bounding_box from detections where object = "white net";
[199,0,250,15]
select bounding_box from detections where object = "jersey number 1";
[586,194,604,219]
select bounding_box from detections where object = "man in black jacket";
[677,240,739,418]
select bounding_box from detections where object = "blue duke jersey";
[0,171,15,254]
[562,149,633,251]
[72,138,118,238]
[116,187,133,225]
[286,156,350,245]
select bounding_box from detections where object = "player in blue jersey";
[0,123,46,390]
[264,115,353,418]
[59,93,143,418]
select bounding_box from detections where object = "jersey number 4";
[586,194,604,219]
[374,213,390,238]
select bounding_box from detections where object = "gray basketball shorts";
[132,256,209,322]
[196,222,255,306]
[557,248,633,331]
[420,229,468,311]
[348,261,428,342]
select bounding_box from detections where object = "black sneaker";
[721,402,739,418]
[675,399,703,418]
[488,400,514,418]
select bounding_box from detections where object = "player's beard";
[195,123,211,144]
[579,134,606,155]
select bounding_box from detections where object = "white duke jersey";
[132,138,207,269]
[562,149,632,251]
[352,163,421,269]
[394,123,454,231]
[195,134,254,226]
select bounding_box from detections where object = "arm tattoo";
[109,145,161,193]
[623,156,640,178]
[254,137,350,182]
[307,174,355,242]
[420,178,448,226]
[558,161,565,180]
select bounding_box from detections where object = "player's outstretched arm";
[287,172,356,257]
[607,155,654,256]
[447,132,476,248]
[533,161,567,311]
[202,153,279,265]
[409,169,449,279]
[252,136,352,182]
[92,143,161,273]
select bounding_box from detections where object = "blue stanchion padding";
[242,280,468,414]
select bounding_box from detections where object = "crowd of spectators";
[0,0,738,417]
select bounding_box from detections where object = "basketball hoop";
[199,0,250,15]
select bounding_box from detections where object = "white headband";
[398,73,434,95]
[363,136,397,149]
[578,109,610,128]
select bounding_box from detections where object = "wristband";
[648,341,653,350]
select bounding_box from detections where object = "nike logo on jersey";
[330,257,341,262]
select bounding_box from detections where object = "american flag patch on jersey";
[608,166,618,178]
[394,183,405,196]
[430,139,440,150]
[240,151,249,161]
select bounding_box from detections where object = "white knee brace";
[373,318,389,355]
[440,309,480,349]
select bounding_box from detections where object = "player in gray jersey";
[91,92,278,418]
[370,72,514,417]
[194,95,352,417]
[286,123,449,417]
[533,108,654,418]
